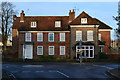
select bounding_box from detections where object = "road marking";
[36,71,44,72]
[93,65,114,69]
[11,71,18,73]
[23,65,44,68]
[56,71,69,78]
[22,71,31,73]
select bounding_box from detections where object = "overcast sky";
[12,2,118,40]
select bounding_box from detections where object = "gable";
[70,11,98,25]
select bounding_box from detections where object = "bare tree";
[0,2,16,53]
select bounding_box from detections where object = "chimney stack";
[20,10,25,22]
[69,9,75,23]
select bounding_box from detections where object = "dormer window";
[31,21,37,28]
[55,21,61,27]
[81,18,87,24]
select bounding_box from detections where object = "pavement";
[107,68,120,79]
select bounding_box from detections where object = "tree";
[114,1,120,41]
[0,2,16,53]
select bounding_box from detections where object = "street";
[2,62,120,80]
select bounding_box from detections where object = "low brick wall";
[108,54,120,59]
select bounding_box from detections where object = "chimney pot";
[69,9,75,23]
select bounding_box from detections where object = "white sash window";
[37,33,43,42]
[76,31,82,41]
[25,33,31,42]
[87,31,93,41]
[60,33,65,41]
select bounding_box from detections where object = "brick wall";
[18,32,70,59]
[99,31,111,54]
[70,26,99,59]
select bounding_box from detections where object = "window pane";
[90,50,93,57]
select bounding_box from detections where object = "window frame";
[60,33,65,42]
[55,21,61,27]
[76,31,82,41]
[60,46,65,55]
[48,33,54,42]
[99,33,101,41]
[87,31,93,41]
[31,21,37,28]
[37,32,43,42]
[49,46,54,55]
[25,33,31,42]
[76,46,94,58]
[81,18,87,24]
[37,46,43,55]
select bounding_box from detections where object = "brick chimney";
[20,10,25,22]
[69,9,75,23]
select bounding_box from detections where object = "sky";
[12,2,118,40]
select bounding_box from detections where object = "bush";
[98,52,109,59]
[39,56,56,61]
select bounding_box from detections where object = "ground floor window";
[60,46,65,55]
[76,46,94,58]
[49,46,54,55]
[37,46,43,55]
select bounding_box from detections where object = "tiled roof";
[94,18,112,29]
[13,16,69,31]
[13,11,112,31]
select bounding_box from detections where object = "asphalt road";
[2,62,120,80]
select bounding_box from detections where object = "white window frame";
[37,46,43,55]
[55,21,61,27]
[48,33,54,42]
[37,33,43,42]
[60,33,65,41]
[49,46,54,55]
[31,22,37,28]
[87,31,93,41]
[76,46,94,58]
[81,18,87,24]
[25,33,31,42]
[76,31,82,41]
[60,46,65,55]
[99,33,101,41]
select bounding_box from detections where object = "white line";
[57,71,69,78]
[22,71,31,73]
[11,71,18,73]
[93,65,114,70]
[36,71,44,72]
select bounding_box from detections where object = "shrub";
[39,56,56,61]
[98,52,109,59]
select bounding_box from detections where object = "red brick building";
[12,10,112,59]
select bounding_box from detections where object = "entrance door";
[23,45,33,59]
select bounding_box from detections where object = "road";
[2,62,120,80]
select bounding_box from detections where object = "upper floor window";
[87,31,93,41]
[31,22,37,28]
[81,18,87,24]
[99,33,101,41]
[76,31,82,41]
[48,33,54,42]
[25,33,31,42]
[37,33,43,42]
[60,33,65,41]
[55,21,61,27]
